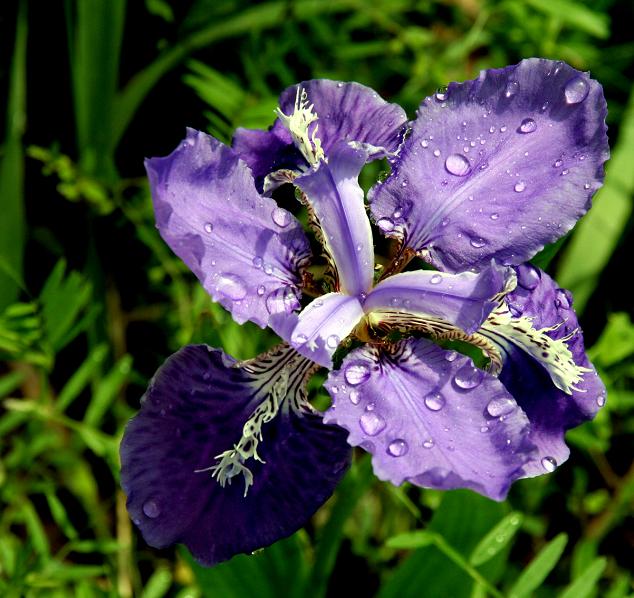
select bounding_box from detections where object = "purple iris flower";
[120,58,609,567]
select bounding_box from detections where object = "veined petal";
[295,142,374,295]
[120,344,351,567]
[146,129,311,328]
[270,292,364,368]
[233,80,407,189]
[482,264,605,477]
[324,339,536,500]
[369,58,609,273]
[363,261,511,335]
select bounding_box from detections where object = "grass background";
[0,0,633,596]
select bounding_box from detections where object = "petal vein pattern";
[146,129,312,327]
[369,58,609,272]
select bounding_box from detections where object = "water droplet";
[423,438,435,449]
[514,181,526,193]
[490,213,499,220]
[420,139,429,148]
[555,289,571,309]
[470,237,486,248]
[433,149,441,158]
[359,412,386,436]
[366,403,375,412]
[541,456,557,472]
[597,393,606,407]
[435,86,448,101]
[486,396,516,417]
[256,285,266,296]
[500,125,508,133]
[326,334,340,349]
[518,265,540,290]
[263,263,274,274]
[445,153,471,176]
[377,217,394,232]
[519,118,537,134]
[424,392,446,411]
[387,439,409,457]
[272,207,291,228]
[345,363,371,386]
[430,274,443,284]
[505,80,520,98]
[294,332,308,344]
[445,350,457,362]
[349,390,361,404]
[584,183,591,190]
[252,256,263,269]
[489,125,495,134]
[143,500,160,518]
[453,363,484,390]
[337,82,344,88]
[479,162,489,171]
[204,222,213,233]
[553,158,563,168]
[564,76,589,104]
[480,425,489,433]
[561,169,569,176]
[216,273,247,301]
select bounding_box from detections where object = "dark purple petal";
[146,129,312,328]
[363,261,511,334]
[493,265,605,477]
[295,142,374,295]
[270,292,364,368]
[369,59,609,273]
[323,338,536,500]
[120,344,351,566]
[232,80,407,189]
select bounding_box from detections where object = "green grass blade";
[559,557,607,598]
[469,512,523,567]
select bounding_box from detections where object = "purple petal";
[295,142,374,295]
[363,261,511,334]
[146,129,312,327]
[233,80,407,188]
[369,58,609,273]
[270,292,364,368]
[323,338,536,500]
[495,265,605,477]
[120,344,351,566]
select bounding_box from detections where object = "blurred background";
[1,0,633,596]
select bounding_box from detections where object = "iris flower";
[121,59,609,566]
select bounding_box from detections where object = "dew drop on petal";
[349,390,361,405]
[430,274,443,284]
[422,438,435,449]
[326,334,340,349]
[597,392,606,407]
[377,217,395,232]
[505,80,520,98]
[421,139,429,148]
[470,237,486,248]
[293,332,308,344]
[387,439,409,457]
[486,396,516,417]
[519,118,537,134]
[272,207,291,228]
[359,412,386,436]
[204,222,213,233]
[433,149,441,157]
[553,158,563,168]
[256,285,266,296]
[344,362,371,386]
[435,86,448,101]
[445,153,471,176]
[424,392,446,411]
[252,256,263,269]
[514,181,526,193]
[263,263,274,275]
[216,273,247,301]
[500,125,508,133]
[555,288,571,310]
[453,363,484,390]
[564,76,589,104]
[490,213,499,220]
[143,500,160,519]
[445,350,457,362]
[541,456,558,472]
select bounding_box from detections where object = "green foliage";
[1,0,633,596]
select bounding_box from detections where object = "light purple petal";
[270,292,364,368]
[232,80,407,187]
[495,265,605,477]
[146,129,312,327]
[120,344,351,566]
[363,261,511,334]
[369,58,609,273]
[323,338,536,500]
[295,142,374,295]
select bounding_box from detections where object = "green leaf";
[588,313,634,367]
[83,354,132,426]
[56,344,108,412]
[559,557,607,598]
[0,0,27,312]
[140,567,173,598]
[508,533,568,598]
[557,85,634,313]
[469,512,523,567]
[524,0,609,38]
[386,530,436,549]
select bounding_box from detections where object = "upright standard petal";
[120,344,351,567]
[146,129,311,328]
[483,265,605,477]
[295,142,374,295]
[369,58,609,273]
[323,338,536,500]
[270,292,364,368]
[233,80,407,188]
[363,261,511,335]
